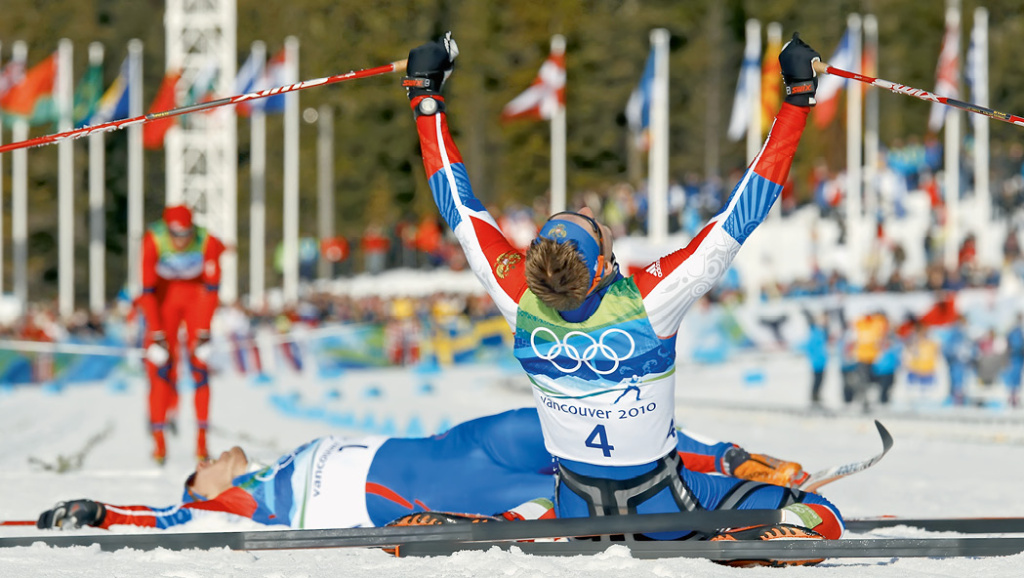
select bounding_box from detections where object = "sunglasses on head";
[542,211,614,294]
[545,211,604,248]
[169,227,194,238]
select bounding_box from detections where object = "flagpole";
[127,39,144,299]
[549,34,567,214]
[316,103,334,281]
[972,7,990,261]
[12,41,28,312]
[282,36,300,304]
[87,43,105,314]
[57,39,74,319]
[845,14,863,285]
[744,19,761,166]
[647,28,670,244]
[862,15,879,227]
[943,2,962,273]
[249,41,267,311]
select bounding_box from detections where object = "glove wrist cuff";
[785,80,817,107]
[410,95,445,117]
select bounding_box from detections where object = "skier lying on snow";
[38,407,840,542]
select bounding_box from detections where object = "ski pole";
[0,58,408,155]
[812,60,1024,128]
[0,520,36,526]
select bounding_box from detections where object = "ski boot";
[709,523,826,567]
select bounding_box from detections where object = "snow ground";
[2,347,1024,577]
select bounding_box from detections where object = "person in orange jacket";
[139,205,225,465]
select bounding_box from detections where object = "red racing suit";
[139,221,224,439]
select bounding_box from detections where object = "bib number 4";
[584,424,615,457]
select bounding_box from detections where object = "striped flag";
[625,47,655,150]
[929,10,960,132]
[813,27,854,129]
[0,52,57,123]
[259,48,288,114]
[235,48,264,117]
[727,27,760,142]
[73,59,104,127]
[501,43,566,121]
[83,56,133,127]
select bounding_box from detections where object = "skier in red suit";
[139,205,225,465]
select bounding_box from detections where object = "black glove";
[37,500,106,530]
[779,32,821,107]
[402,31,459,101]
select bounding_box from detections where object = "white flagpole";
[316,103,334,281]
[282,36,300,304]
[57,39,74,318]
[943,3,962,272]
[87,42,105,314]
[647,28,670,244]
[863,15,879,224]
[549,34,567,214]
[845,14,863,283]
[127,39,144,299]
[249,41,267,310]
[12,41,28,312]
[744,19,761,165]
[972,7,990,256]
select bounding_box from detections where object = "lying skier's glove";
[779,32,821,107]
[37,499,106,530]
[723,447,809,488]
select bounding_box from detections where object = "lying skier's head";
[525,208,617,311]
[182,446,249,504]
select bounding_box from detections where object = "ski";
[394,536,1024,560]
[798,420,893,492]
[0,508,781,552]
[847,516,1024,534]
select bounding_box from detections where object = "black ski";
[847,516,1024,534]
[394,536,1024,560]
[0,508,781,552]
[798,420,893,492]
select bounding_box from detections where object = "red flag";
[928,9,960,132]
[143,70,181,150]
[501,43,565,122]
[0,52,57,117]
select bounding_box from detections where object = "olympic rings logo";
[530,327,636,375]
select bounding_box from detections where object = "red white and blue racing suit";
[87,408,804,530]
[410,95,842,539]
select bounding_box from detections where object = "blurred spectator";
[871,329,902,406]
[941,316,973,406]
[361,223,391,275]
[904,321,940,401]
[800,310,830,407]
[1005,313,1024,408]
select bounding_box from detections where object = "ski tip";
[874,420,894,451]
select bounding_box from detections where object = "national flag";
[0,52,58,123]
[73,60,104,127]
[759,28,782,136]
[186,58,219,108]
[501,44,566,121]
[142,70,181,150]
[234,49,264,117]
[0,55,26,100]
[929,10,960,132]
[727,23,761,142]
[965,17,986,107]
[258,48,288,114]
[813,27,854,129]
[625,48,655,150]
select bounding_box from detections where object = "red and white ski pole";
[0,520,36,526]
[0,58,408,155]
[812,60,1024,128]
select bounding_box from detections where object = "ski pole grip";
[812,60,829,75]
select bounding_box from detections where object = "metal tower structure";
[164,0,238,303]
